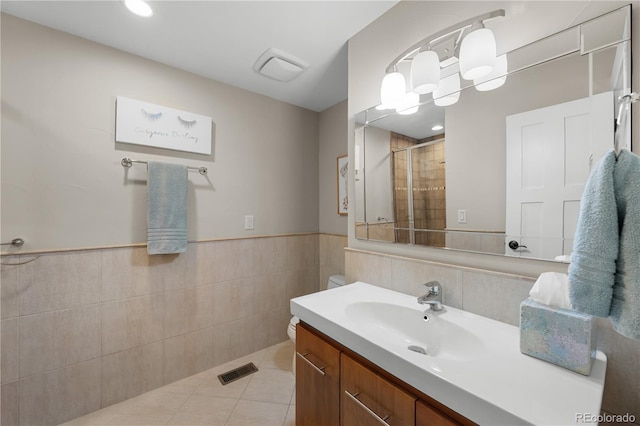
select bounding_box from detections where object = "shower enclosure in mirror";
[354,5,632,262]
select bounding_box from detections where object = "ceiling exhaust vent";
[253,48,309,82]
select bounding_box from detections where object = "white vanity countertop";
[290,282,607,426]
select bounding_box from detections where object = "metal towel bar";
[121,157,208,175]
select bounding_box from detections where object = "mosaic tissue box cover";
[520,299,596,375]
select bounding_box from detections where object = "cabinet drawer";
[416,400,464,426]
[341,353,416,426]
[296,323,341,426]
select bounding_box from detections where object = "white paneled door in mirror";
[505,92,612,261]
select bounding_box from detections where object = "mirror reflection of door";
[505,91,613,259]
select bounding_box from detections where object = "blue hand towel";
[147,161,188,255]
[610,150,640,340]
[569,150,618,317]
[570,149,640,341]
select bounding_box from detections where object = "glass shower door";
[411,142,446,247]
[392,149,411,244]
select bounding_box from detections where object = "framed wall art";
[337,155,348,215]
[115,96,212,155]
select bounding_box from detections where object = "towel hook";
[0,238,41,266]
[0,238,24,247]
[616,92,638,126]
[614,92,637,157]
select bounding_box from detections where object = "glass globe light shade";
[380,71,406,109]
[433,73,460,106]
[459,27,496,80]
[124,0,153,17]
[474,54,508,91]
[410,50,440,95]
[396,92,420,115]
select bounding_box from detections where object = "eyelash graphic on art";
[178,116,197,129]
[141,109,162,122]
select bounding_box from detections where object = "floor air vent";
[217,362,258,385]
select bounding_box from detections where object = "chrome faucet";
[417,281,443,311]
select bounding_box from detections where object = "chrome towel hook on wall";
[0,237,41,266]
[1,238,25,247]
[614,92,637,157]
[616,92,639,126]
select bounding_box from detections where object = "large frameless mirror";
[354,5,632,262]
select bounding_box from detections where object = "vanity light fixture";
[123,0,153,17]
[396,91,420,115]
[380,67,406,109]
[410,50,440,95]
[380,9,505,111]
[474,54,508,91]
[459,23,497,80]
[433,73,460,107]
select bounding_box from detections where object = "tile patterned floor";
[61,341,296,426]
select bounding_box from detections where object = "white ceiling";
[0,0,398,112]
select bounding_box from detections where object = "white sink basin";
[345,301,484,361]
[291,281,607,426]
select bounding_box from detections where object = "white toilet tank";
[288,274,345,376]
[289,274,344,336]
[327,274,345,290]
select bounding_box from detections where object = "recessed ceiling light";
[432,124,444,131]
[123,0,153,17]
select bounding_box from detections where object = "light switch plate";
[457,209,467,224]
[244,215,254,230]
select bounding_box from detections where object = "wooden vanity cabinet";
[416,400,462,426]
[296,322,474,426]
[341,352,416,426]
[296,323,341,426]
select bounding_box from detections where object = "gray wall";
[318,100,348,236]
[1,13,319,253]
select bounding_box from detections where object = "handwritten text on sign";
[115,96,212,155]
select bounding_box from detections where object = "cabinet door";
[296,323,341,426]
[341,353,416,426]
[416,400,463,426]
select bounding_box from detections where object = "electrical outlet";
[244,215,254,230]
